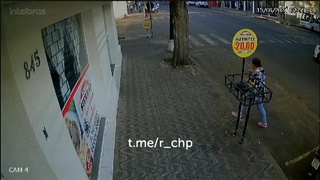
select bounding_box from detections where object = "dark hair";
[252,58,262,67]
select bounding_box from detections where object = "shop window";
[41,15,97,178]
[41,15,88,110]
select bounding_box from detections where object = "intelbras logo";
[9,8,46,16]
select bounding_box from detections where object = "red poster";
[62,65,100,177]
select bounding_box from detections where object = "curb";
[211,7,250,17]
[189,54,200,68]
[259,141,289,180]
[231,12,250,16]
[211,7,284,20]
[259,18,300,28]
[211,7,260,15]
[255,16,282,24]
[255,16,268,20]
[288,23,300,28]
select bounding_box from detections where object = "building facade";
[279,1,320,25]
[1,1,122,179]
[113,1,128,20]
[221,0,279,13]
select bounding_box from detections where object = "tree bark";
[171,1,190,68]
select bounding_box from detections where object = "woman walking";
[232,58,268,128]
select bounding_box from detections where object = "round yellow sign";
[143,20,151,29]
[232,29,258,58]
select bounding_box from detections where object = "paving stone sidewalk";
[113,15,287,180]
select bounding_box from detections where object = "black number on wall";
[34,49,41,67]
[24,49,41,79]
[24,62,30,79]
[30,55,36,72]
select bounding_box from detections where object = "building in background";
[279,1,320,25]
[113,1,128,19]
[1,1,122,179]
[220,1,319,19]
[209,1,221,7]
[220,0,278,13]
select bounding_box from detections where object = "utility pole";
[168,1,174,51]
[148,1,154,38]
[169,1,174,40]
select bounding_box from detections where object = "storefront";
[253,0,278,8]
[281,1,320,26]
[222,1,249,10]
[1,1,122,179]
[209,1,221,7]
[245,1,254,12]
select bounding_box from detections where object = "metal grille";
[42,15,83,109]
[225,73,273,106]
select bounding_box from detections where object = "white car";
[151,3,159,12]
[306,17,320,32]
[299,13,320,32]
[186,1,195,6]
[199,1,209,7]
[195,1,209,8]
[314,45,320,62]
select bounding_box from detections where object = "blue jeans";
[240,96,267,125]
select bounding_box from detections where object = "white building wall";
[1,29,58,180]
[104,3,123,90]
[82,8,110,117]
[113,1,128,20]
[1,1,122,179]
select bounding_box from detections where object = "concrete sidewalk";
[113,14,288,180]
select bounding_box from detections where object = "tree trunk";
[171,1,190,68]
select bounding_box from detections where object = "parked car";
[299,13,320,32]
[195,1,209,8]
[314,45,320,62]
[151,2,160,12]
[200,1,209,7]
[187,1,196,6]
[306,16,320,32]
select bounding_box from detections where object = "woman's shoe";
[232,111,244,121]
[232,111,238,118]
[258,122,267,128]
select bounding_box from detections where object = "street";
[118,3,319,180]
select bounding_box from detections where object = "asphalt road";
[144,3,319,180]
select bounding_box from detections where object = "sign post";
[148,1,154,38]
[143,19,151,38]
[231,28,258,143]
[232,28,258,82]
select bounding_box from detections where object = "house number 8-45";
[24,49,41,79]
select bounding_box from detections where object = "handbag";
[234,81,251,93]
